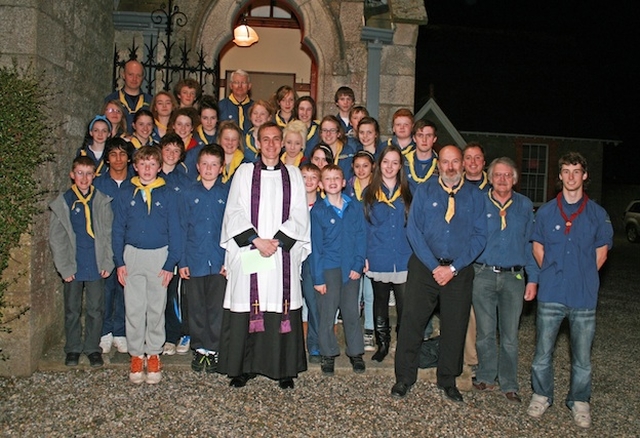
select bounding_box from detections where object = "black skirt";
[217,308,307,380]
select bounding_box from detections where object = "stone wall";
[0,0,114,376]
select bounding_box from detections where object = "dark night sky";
[414,0,639,156]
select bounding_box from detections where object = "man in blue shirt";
[218,70,254,133]
[391,145,487,402]
[104,60,153,132]
[471,157,539,404]
[526,152,613,429]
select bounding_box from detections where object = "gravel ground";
[1,234,639,437]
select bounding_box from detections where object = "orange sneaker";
[145,354,162,384]
[129,356,145,384]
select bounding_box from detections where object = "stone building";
[0,0,426,376]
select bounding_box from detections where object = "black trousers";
[185,274,226,352]
[394,254,473,388]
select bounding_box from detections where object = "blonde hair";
[282,120,308,152]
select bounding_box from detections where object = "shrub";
[0,66,53,336]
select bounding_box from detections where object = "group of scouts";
[49,60,612,429]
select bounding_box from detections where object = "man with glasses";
[219,69,254,133]
[471,157,538,404]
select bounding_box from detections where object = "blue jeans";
[102,270,126,337]
[301,260,319,354]
[359,276,374,331]
[472,265,524,392]
[531,301,596,407]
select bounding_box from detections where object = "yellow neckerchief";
[465,171,489,190]
[131,176,166,214]
[438,176,465,223]
[275,111,292,127]
[229,94,250,128]
[196,125,215,145]
[376,184,402,209]
[154,118,167,132]
[488,188,513,230]
[388,137,415,155]
[223,149,245,183]
[306,122,318,141]
[332,141,344,165]
[245,129,259,156]
[406,149,437,183]
[119,90,144,114]
[70,184,95,238]
[281,151,304,167]
[79,148,105,177]
[353,178,367,201]
[130,136,143,150]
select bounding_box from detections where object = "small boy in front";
[179,145,229,373]
[300,163,322,363]
[112,146,182,384]
[310,164,366,376]
[49,156,113,368]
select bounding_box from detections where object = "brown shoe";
[505,392,521,403]
[472,380,497,391]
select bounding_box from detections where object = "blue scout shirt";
[112,181,183,272]
[476,190,539,283]
[407,177,487,271]
[364,186,412,273]
[64,189,100,281]
[310,194,366,285]
[531,195,613,309]
[179,179,229,277]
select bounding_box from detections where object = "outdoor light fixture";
[233,15,259,47]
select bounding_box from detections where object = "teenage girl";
[319,115,355,180]
[309,143,334,170]
[281,120,307,167]
[103,100,127,139]
[77,115,112,177]
[294,96,320,156]
[194,95,219,146]
[273,85,298,127]
[345,151,376,352]
[169,107,199,152]
[217,120,246,184]
[361,145,413,362]
[356,116,385,159]
[244,99,274,162]
[128,109,156,149]
[151,91,177,142]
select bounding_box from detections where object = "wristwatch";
[449,265,458,276]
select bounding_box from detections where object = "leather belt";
[475,263,523,273]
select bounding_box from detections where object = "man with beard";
[391,145,487,403]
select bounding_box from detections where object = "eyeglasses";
[493,172,514,179]
[106,108,122,114]
[73,171,95,177]
[231,81,249,86]
[321,128,338,134]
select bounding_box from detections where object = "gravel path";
[1,234,639,437]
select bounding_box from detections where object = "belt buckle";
[492,266,501,273]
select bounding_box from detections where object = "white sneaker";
[527,393,551,418]
[571,401,591,428]
[176,336,191,355]
[112,336,128,354]
[162,342,176,356]
[99,333,113,354]
[364,333,376,352]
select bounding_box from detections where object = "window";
[520,143,548,204]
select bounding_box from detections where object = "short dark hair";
[104,137,133,164]
[199,95,219,115]
[412,119,437,136]
[198,144,224,165]
[159,132,186,161]
[462,141,485,157]
[334,86,355,102]
[321,163,344,178]
[558,151,588,174]
[257,121,282,140]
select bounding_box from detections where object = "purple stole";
[249,161,292,334]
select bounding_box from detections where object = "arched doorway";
[216,1,317,102]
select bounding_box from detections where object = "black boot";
[372,317,390,362]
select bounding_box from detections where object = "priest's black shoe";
[229,373,255,388]
[391,381,411,398]
[440,385,464,403]
[278,378,295,389]
[87,352,104,368]
[65,352,80,367]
